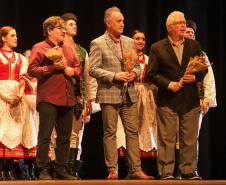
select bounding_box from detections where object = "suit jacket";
[89,32,141,104]
[148,37,206,110]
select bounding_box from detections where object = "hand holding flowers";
[46,46,67,70]
[120,48,138,98]
[179,55,211,86]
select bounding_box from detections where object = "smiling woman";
[0,26,29,180]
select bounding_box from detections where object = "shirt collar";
[45,38,63,48]
[168,36,184,47]
[107,31,121,44]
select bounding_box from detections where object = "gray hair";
[166,11,185,31]
[104,6,121,24]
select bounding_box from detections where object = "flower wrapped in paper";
[179,55,211,85]
[46,46,82,119]
[121,49,138,98]
[46,46,63,61]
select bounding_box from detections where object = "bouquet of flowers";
[46,46,82,119]
[121,48,138,98]
[46,46,63,61]
[179,55,211,85]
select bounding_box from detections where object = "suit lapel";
[164,38,181,67]
[104,32,122,61]
[181,39,191,71]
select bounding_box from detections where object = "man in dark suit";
[148,11,206,180]
[89,6,154,180]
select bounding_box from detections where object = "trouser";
[157,105,199,177]
[36,102,73,169]
[100,96,141,173]
[50,116,85,161]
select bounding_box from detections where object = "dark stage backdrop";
[0,0,225,179]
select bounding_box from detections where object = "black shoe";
[181,173,202,180]
[38,169,52,180]
[55,169,78,180]
[161,175,175,180]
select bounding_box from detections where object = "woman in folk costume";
[117,30,158,154]
[0,26,28,180]
[19,49,39,180]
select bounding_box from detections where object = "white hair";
[104,6,121,24]
[166,11,185,31]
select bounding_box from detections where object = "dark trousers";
[36,102,73,169]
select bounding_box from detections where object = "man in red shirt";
[28,16,80,180]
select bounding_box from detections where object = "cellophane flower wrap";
[46,46,63,62]
[179,55,211,86]
[121,49,138,98]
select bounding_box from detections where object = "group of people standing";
[0,5,216,181]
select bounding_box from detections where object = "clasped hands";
[3,93,21,108]
[168,74,196,92]
[114,71,137,82]
[53,58,75,77]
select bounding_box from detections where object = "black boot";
[19,159,30,180]
[0,159,6,181]
[67,148,83,179]
[67,148,77,176]
[73,159,83,179]
[27,160,37,180]
[49,160,56,179]
[4,159,16,180]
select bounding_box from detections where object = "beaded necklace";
[138,52,145,64]
[0,48,16,63]
[0,48,16,80]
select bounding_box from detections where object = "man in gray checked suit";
[89,6,154,180]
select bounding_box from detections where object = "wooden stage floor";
[1,180,226,185]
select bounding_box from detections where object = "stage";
[1,180,226,185]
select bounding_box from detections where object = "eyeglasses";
[170,21,186,26]
[55,26,66,31]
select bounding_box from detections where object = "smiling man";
[89,7,154,180]
[148,11,206,180]
[28,16,80,180]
